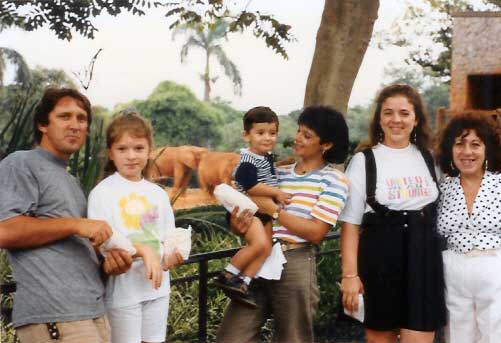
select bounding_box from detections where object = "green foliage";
[112,80,296,156]
[347,105,371,150]
[173,19,242,101]
[210,98,242,122]
[166,0,294,59]
[0,2,24,31]
[169,206,239,341]
[274,115,297,160]
[70,116,106,195]
[0,47,29,87]
[422,82,449,129]
[314,234,342,334]
[117,81,234,149]
[0,318,17,343]
[0,0,162,41]
[1,1,292,59]
[1,249,16,343]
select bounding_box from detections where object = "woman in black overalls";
[339,84,446,343]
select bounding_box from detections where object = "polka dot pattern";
[437,171,501,253]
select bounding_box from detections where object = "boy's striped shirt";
[234,148,277,192]
[273,163,349,243]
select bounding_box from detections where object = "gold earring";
[485,159,489,171]
[450,161,456,171]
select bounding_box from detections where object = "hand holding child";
[275,190,291,206]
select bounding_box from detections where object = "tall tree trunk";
[203,50,211,101]
[304,0,379,115]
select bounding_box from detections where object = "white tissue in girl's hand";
[164,226,192,260]
[213,183,258,215]
[100,230,136,256]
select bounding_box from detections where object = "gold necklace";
[296,162,322,175]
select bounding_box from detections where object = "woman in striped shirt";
[217,106,350,343]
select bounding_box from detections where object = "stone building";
[438,12,501,129]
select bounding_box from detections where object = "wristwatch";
[272,204,283,220]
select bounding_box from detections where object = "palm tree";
[0,47,29,87]
[173,20,242,102]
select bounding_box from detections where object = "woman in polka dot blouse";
[436,112,501,343]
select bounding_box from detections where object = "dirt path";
[164,187,219,210]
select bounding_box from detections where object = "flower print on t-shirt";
[119,193,153,230]
[118,192,161,253]
[386,175,432,201]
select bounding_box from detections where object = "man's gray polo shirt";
[0,147,105,327]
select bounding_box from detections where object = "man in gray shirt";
[0,87,132,343]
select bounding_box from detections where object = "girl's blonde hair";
[103,109,154,178]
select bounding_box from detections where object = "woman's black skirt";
[358,207,446,331]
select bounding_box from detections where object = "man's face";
[38,96,89,160]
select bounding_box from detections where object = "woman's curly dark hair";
[436,112,501,176]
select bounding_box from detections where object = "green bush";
[169,206,239,342]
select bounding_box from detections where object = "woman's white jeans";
[442,249,501,343]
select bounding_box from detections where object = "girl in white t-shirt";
[88,110,182,343]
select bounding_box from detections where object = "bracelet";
[341,274,359,279]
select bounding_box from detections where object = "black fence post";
[198,259,209,342]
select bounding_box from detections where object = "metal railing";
[1,232,340,342]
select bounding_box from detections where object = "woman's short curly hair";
[436,112,500,176]
[297,106,349,164]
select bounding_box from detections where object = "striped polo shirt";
[273,163,349,243]
[234,148,278,192]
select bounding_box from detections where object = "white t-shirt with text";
[339,144,439,225]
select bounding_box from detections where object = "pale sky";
[2,0,409,115]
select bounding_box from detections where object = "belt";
[273,238,311,252]
[464,249,499,257]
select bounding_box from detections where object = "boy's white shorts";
[107,295,170,343]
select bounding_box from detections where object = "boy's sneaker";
[231,282,258,308]
[213,271,259,308]
[213,271,246,295]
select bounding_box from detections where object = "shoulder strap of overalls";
[419,148,438,185]
[363,147,439,215]
[362,148,389,214]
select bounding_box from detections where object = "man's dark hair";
[243,106,279,132]
[298,106,349,164]
[33,87,92,144]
